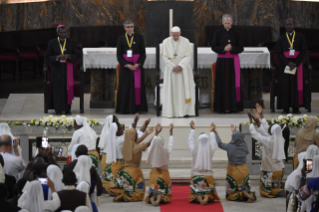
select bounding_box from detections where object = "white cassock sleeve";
[188,129,195,154]
[249,124,271,149]
[178,51,192,71]
[162,54,177,67]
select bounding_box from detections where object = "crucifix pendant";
[174,53,177,58]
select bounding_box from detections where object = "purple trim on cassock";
[283,51,303,105]
[123,54,141,105]
[60,61,74,105]
[218,51,241,102]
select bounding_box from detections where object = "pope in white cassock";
[161,26,196,118]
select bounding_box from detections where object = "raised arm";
[167,124,174,154]
[211,123,228,151]
[249,124,271,149]
[136,126,154,144]
[188,121,196,154]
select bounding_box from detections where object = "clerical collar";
[127,33,134,37]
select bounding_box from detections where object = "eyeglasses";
[125,26,134,28]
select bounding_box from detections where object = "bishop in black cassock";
[116,20,148,114]
[211,15,244,113]
[47,25,79,115]
[274,18,308,114]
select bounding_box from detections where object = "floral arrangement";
[7,115,103,131]
[242,114,319,128]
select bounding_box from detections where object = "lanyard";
[286,31,295,49]
[125,34,134,49]
[58,37,67,54]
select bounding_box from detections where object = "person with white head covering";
[47,165,64,200]
[68,115,99,168]
[248,111,286,198]
[73,155,92,194]
[187,120,220,205]
[0,123,22,156]
[71,144,82,161]
[113,124,154,202]
[213,123,256,203]
[145,124,174,206]
[293,116,319,170]
[298,155,319,212]
[18,180,61,212]
[160,26,196,118]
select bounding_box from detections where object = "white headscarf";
[75,116,97,145]
[106,123,118,164]
[308,155,319,178]
[73,155,92,184]
[306,145,319,178]
[285,152,306,192]
[75,206,90,212]
[70,144,82,161]
[271,124,286,160]
[0,123,15,139]
[147,136,169,168]
[194,134,212,170]
[24,181,45,212]
[98,115,113,152]
[47,165,64,200]
[76,181,90,194]
[0,164,5,183]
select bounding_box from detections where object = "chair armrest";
[18,45,40,55]
[0,47,19,56]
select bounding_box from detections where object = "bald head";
[32,157,46,175]
[0,135,11,146]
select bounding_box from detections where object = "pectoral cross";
[174,53,177,59]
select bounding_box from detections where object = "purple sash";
[59,61,74,105]
[123,54,141,105]
[217,51,241,102]
[283,51,303,105]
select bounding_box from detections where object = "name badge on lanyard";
[125,33,134,58]
[286,32,295,56]
[289,49,295,56]
[127,49,133,58]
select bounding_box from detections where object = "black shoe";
[56,112,62,115]
[293,109,301,114]
[65,111,72,115]
[184,115,190,118]
[282,109,289,114]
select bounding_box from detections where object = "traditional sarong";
[145,168,172,204]
[106,161,126,196]
[293,154,299,170]
[189,175,220,203]
[259,169,285,198]
[88,150,100,169]
[225,164,256,201]
[120,167,145,202]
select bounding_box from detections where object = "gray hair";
[0,134,12,146]
[123,19,135,27]
[222,14,233,21]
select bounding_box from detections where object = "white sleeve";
[19,158,26,172]
[44,192,61,212]
[167,136,174,154]
[86,194,93,212]
[18,191,27,209]
[249,124,271,149]
[256,124,269,137]
[162,54,176,67]
[188,129,195,154]
[178,51,192,71]
[209,132,217,155]
[261,118,270,131]
[137,130,144,139]
[68,130,81,155]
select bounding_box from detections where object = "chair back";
[211,62,216,91]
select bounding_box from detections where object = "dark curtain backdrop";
[0,0,319,46]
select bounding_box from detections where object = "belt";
[117,159,125,162]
